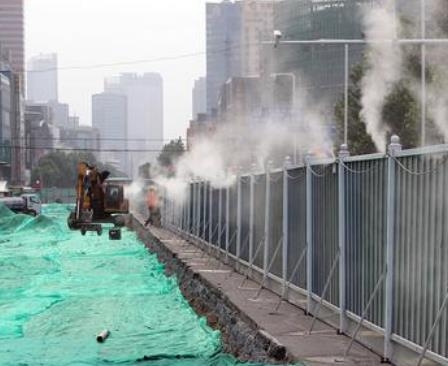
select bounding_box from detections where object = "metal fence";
[160,138,448,366]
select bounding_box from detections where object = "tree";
[157,138,185,176]
[31,151,126,188]
[334,60,420,155]
[334,64,377,155]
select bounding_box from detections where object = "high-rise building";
[104,73,163,177]
[192,77,206,119]
[68,116,79,129]
[60,126,100,154]
[206,0,242,113]
[92,93,128,174]
[0,0,25,184]
[0,72,11,180]
[268,0,374,107]
[24,102,56,171]
[206,1,276,114]
[27,53,58,102]
[49,101,69,129]
[240,0,275,77]
[0,0,24,74]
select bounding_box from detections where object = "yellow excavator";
[67,162,129,239]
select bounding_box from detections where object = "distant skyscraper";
[104,73,163,177]
[0,0,24,73]
[206,1,275,114]
[27,54,58,102]
[92,93,128,174]
[192,77,206,119]
[50,101,69,128]
[206,0,242,113]
[240,0,274,77]
[0,73,11,179]
[0,0,25,184]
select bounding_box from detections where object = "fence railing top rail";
[395,143,448,158]
[307,157,336,166]
[344,153,386,163]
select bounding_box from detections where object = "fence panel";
[393,154,448,358]
[189,183,194,234]
[311,163,339,307]
[268,171,283,278]
[211,188,220,246]
[219,188,227,249]
[253,174,266,270]
[204,182,210,242]
[344,158,387,327]
[287,167,307,289]
[228,183,238,256]
[240,176,251,262]
[199,182,205,238]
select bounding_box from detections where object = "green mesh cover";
[0,204,289,366]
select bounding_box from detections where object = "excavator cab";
[67,162,129,239]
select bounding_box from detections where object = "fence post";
[264,161,273,279]
[384,135,401,362]
[282,156,292,296]
[306,154,313,315]
[338,144,350,334]
[236,171,242,259]
[249,164,256,264]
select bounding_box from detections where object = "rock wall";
[130,216,290,364]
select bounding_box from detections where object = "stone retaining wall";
[130,216,291,364]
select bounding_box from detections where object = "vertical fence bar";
[197,182,201,237]
[218,187,222,247]
[203,181,207,240]
[384,136,402,362]
[339,145,349,334]
[225,185,230,258]
[249,166,255,264]
[209,183,213,244]
[282,157,291,295]
[237,174,242,259]
[187,182,191,234]
[193,181,201,237]
[264,161,272,277]
[306,156,313,314]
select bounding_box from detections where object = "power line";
[5,145,167,153]
[8,136,178,142]
[27,51,204,73]
[26,42,252,73]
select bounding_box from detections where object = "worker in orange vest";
[144,186,160,227]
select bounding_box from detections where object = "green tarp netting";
[0,204,283,366]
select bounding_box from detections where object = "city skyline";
[25,0,209,139]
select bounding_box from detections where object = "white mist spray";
[361,4,402,151]
[421,0,448,143]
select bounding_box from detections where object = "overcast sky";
[26,0,209,141]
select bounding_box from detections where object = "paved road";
[146,223,385,366]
